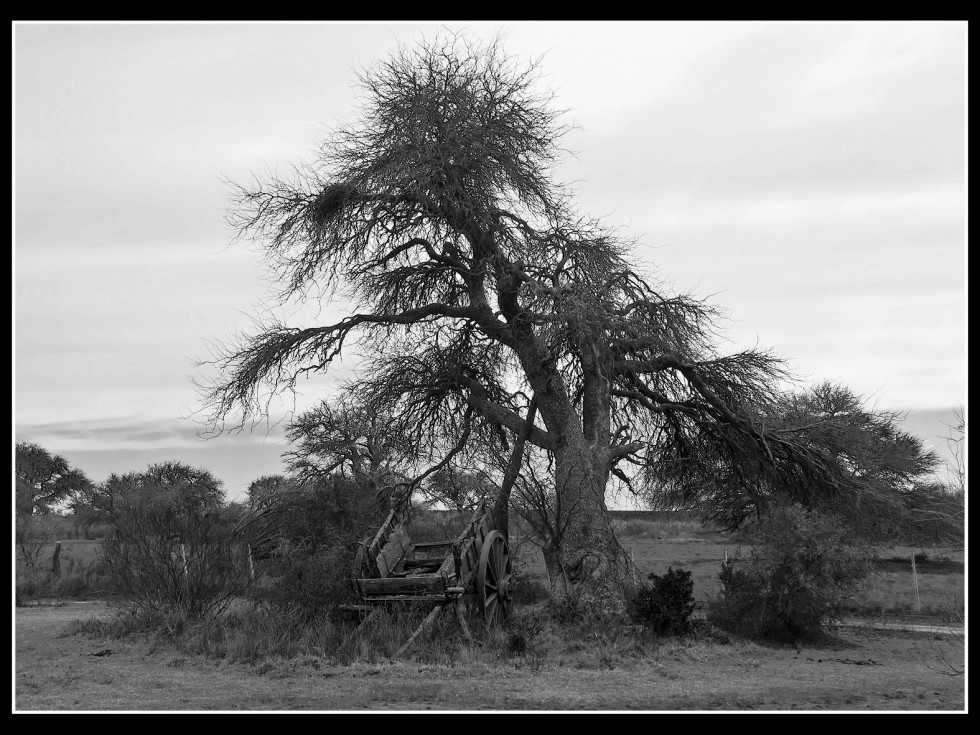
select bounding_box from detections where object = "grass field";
[15,512,965,711]
[20,514,965,620]
[14,601,965,711]
[510,517,965,621]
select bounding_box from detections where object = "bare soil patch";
[15,601,964,712]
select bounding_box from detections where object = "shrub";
[99,485,253,619]
[630,567,696,636]
[247,476,383,620]
[15,513,60,574]
[510,571,551,606]
[705,506,872,642]
[256,542,359,621]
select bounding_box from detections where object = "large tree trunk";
[512,341,628,619]
[549,439,628,620]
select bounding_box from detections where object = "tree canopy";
[200,35,905,617]
[283,394,416,505]
[646,382,946,533]
[15,441,92,515]
[74,461,225,535]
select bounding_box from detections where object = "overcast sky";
[14,21,966,503]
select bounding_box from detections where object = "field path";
[15,602,965,711]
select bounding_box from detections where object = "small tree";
[707,505,872,642]
[16,441,92,515]
[96,462,251,618]
[648,382,948,542]
[15,513,60,575]
[242,473,383,619]
[284,393,417,508]
[632,567,696,637]
[246,474,295,510]
[425,466,496,511]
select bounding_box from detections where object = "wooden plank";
[454,500,485,545]
[369,509,397,553]
[355,605,384,633]
[367,508,401,566]
[407,542,453,563]
[453,601,473,643]
[411,541,456,549]
[396,605,445,656]
[455,536,479,586]
[356,595,456,603]
[402,558,443,571]
[377,522,409,577]
[358,575,448,597]
[437,555,455,577]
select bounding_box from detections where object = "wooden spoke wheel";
[477,530,513,625]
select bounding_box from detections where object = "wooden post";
[180,543,190,596]
[355,605,383,633]
[453,600,473,643]
[51,542,62,576]
[396,604,445,656]
[911,552,921,613]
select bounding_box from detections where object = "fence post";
[180,543,190,596]
[910,552,921,613]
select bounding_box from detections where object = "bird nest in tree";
[312,183,358,222]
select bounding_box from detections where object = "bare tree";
[425,466,497,512]
[201,35,852,618]
[943,407,965,493]
[284,393,416,508]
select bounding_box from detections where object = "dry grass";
[15,601,965,711]
[19,519,964,622]
[14,513,965,710]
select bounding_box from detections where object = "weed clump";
[705,506,872,643]
[630,567,696,636]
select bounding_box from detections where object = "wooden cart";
[346,500,513,654]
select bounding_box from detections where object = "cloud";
[562,23,964,213]
[16,413,290,453]
[14,23,965,454]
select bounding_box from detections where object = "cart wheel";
[477,530,513,625]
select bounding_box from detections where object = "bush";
[247,476,384,620]
[705,506,872,642]
[99,486,253,619]
[630,567,696,636]
[509,568,551,606]
[256,542,359,621]
[15,513,60,574]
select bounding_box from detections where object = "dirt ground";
[14,601,965,712]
